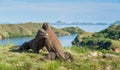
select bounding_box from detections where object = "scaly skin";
[42,22,66,60]
[18,29,48,53]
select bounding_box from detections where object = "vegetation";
[72,37,120,50]
[93,23,120,40]
[72,24,120,50]
[0,22,85,39]
[0,22,42,38]
[0,44,120,70]
[1,21,120,70]
[62,27,85,34]
[52,27,70,36]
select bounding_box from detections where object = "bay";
[0,24,110,47]
[0,34,77,47]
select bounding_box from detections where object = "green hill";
[0,22,42,38]
[93,24,120,40]
[0,22,85,39]
[62,27,85,34]
[72,24,120,50]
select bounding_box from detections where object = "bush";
[72,36,115,50]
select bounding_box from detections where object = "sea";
[0,24,110,47]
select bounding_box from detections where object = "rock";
[106,66,112,70]
[0,35,2,40]
[114,48,120,53]
[102,53,117,59]
[89,52,98,57]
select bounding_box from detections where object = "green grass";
[0,44,120,70]
[0,22,42,38]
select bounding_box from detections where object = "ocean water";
[0,34,77,47]
[0,24,110,47]
[52,24,110,32]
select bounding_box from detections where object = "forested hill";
[93,24,120,40]
[72,23,120,50]
[0,22,85,39]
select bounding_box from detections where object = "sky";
[0,0,120,23]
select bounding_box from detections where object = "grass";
[0,44,120,70]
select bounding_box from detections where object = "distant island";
[51,21,109,25]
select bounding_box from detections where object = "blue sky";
[0,0,120,23]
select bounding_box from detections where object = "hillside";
[0,22,42,39]
[93,24,120,40]
[72,24,120,51]
[0,22,85,39]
